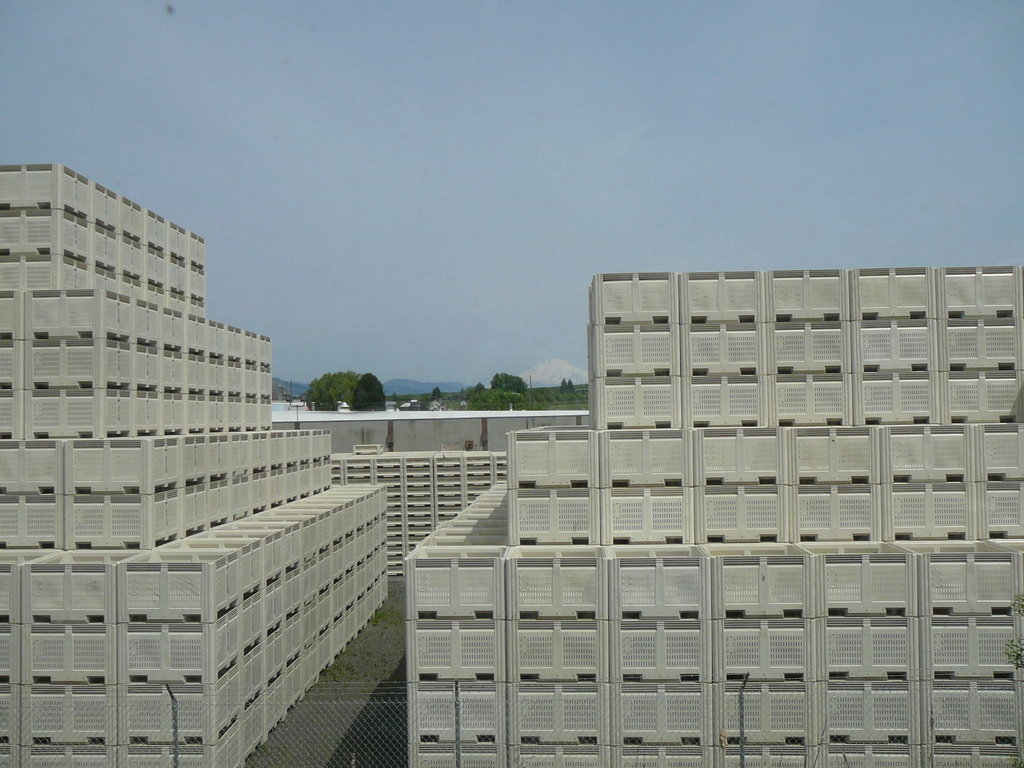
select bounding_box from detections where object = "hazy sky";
[3,2,1022,385]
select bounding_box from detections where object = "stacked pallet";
[333,447,507,574]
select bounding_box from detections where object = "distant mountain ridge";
[383,379,469,395]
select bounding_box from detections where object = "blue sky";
[2,1,1022,384]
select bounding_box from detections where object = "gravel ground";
[245,577,408,768]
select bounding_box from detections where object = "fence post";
[164,683,180,768]
[454,680,462,768]
[738,672,749,768]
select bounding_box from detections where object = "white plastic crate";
[709,544,812,619]
[769,374,851,426]
[0,290,23,339]
[823,681,921,745]
[133,345,160,391]
[120,611,239,684]
[510,620,607,682]
[23,623,115,684]
[924,615,1017,679]
[941,317,1022,371]
[118,680,243,748]
[682,323,762,376]
[66,491,180,549]
[932,745,1021,768]
[714,680,814,745]
[0,440,63,494]
[23,551,133,623]
[611,620,709,683]
[0,339,22,388]
[945,370,1023,423]
[507,546,607,620]
[821,617,918,679]
[590,376,682,430]
[804,542,917,618]
[26,337,133,389]
[132,390,161,435]
[697,485,788,543]
[610,546,709,620]
[906,542,1018,617]
[406,546,506,620]
[408,681,505,745]
[509,429,599,488]
[679,272,764,324]
[849,267,935,321]
[511,488,600,546]
[978,482,1024,537]
[598,429,690,488]
[408,743,506,768]
[409,620,504,682]
[926,680,1021,744]
[715,619,810,681]
[686,375,764,428]
[855,372,939,425]
[590,323,680,378]
[0,551,49,623]
[0,209,91,257]
[792,484,878,542]
[976,423,1024,481]
[616,746,711,768]
[22,745,118,767]
[509,682,609,745]
[19,684,117,746]
[509,745,611,768]
[27,388,132,438]
[614,682,709,746]
[767,321,848,375]
[25,289,132,341]
[600,487,693,545]
[882,425,971,484]
[766,269,848,322]
[67,437,182,494]
[0,390,22,439]
[694,427,786,485]
[882,483,973,541]
[0,494,64,548]
[787,426,879,485]
[0,164,91,216]
[590,273,678,325]
[0,624,17,683]
[821,745,920,768]
[853,319,935,372]
[937,265,1023,320]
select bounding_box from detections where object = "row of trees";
[305,371,386,411]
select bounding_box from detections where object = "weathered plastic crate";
[803,542,917,618]
[132,390,161,436]
[904,541,1018,617]
[590,376,682,430]
[0,290,23,340]
[708,544,812,619]
[0,208,91,257]
[881,425,971,484]
[0,624,18,683]
[509,429,599,489]
[882,482,973,541]
[0,164,92,216]
[19,684,117,746]
[821,617,918,679]
[0,494,64,548]
[854,371,939,425]
[768,374,851,426]
[931,745,1021,768]
[786,427,879,485]
[686,376,764,428]
[407,681,505,745]
[118,679,243,747]
[679,272,764,324]
[0,684,14,745]
[976,423,1024,481]
[945,370,1023,423]
[853,319,936,373]
[409,620,504,682]
[22,551,133,623]
[66,490,180,549]
[766,269,848,322]
[610,546,709,620]
[767,321,848,376]
[616,746,712,768]
[408,742,507,768]
[715,619,811,681]
[923,616,1017,679]
[791,484,879,542]
[23,623,115,684]
[937,265,1023,320]
[25,289,132,341]
[590,323,680,378]
[66,437,182,494]
[823,681,921,745]
[694,427,785,485]
[849,267,935,321]
[590,273,678,325]
[0,339,21,389]
[0,440,63,495]
[509,745,611,768]
[975,482,1024,538]
[697,485,788,543]
[0,389,22,439]
[941,317,1023,371]
[0,551,50,623]
[26,337,133,389]
[27,388,132,438]
[510,620,607,682]
[507,546,607,620]
[22,745,118,767]
[509,682,609,745]
[613,682,709,746]
[406,545,506,620]
[598,429,690,488]
[926,680,1021,744]
[611,620,709,683]
[682,323,762,376]
[714,680,815,745]
[714,744,812,768]
[120,611,239,684]
[511,488,600,546]
[600,487,693,545]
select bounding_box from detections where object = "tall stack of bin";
[0,165,388,767]
[408,266,1024,768]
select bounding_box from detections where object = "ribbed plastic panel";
[590,376,682,430]
[792,484,878,542]
[0,290,23,339]
[926,680,1021,744]
[610,546,708,621]
[714,680,815,745]
[766,269,848,323]
[409,620,504,682]
[119,611,238,684]
[941,317,1022,371]
[611,620,709,683]
[686,376,764,428]
[821,617,918,679]
[682,323,762,376]
[590,323,680,378]
[0,209,91,258]
[590,273,678,326]
[945,370,1023,423]
[0,165,92,216]
[510,620,607,682]
[23,623,115,684]
[697,485,788,544]
[976,481,1024,537]
[852,319,935,372]
[714,619,810,682]
[23,551,133,623]
[694,427,786,485]
[408,742,507,768]
[27,388,132,438]
[768,321,849,376]
[510,488,600,546]
[66,437,181,494]
[406,546,506,620]
[509,744,611,768]
[714,744,811,768]
[408,681,506,745]
[976,423,1024,482]
[882,483,973,541]
[66,491,180,549]
[598,429,690,488]
[22,744,118,767]
[0,390,22,439]
[923,616,1016,679]
[509,429,599,489]
[507,546,607,620]
[931,745,1020,768]
[617,745,712,768]
[119,680,242,747]
[679,272,765,324]
[613,683,709,746]
[709,545,812,619]
[849,267,935,321]
[906,542,1018,617]
[803,543,917,618]
[854,372,939,425]
[823,681,921,745]
[19,684,117,746]
[509,682,609,745]
[0,253,91,296]
[937,265,1023,320]
[787,427,878,485]
[600,487,693,545]
[0,494,63,547]
[881,425,971,483]
[25,289,132,341]
[768,374,851,426]
[0,624,18,683]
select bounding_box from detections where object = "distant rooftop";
[271,407,586,423]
